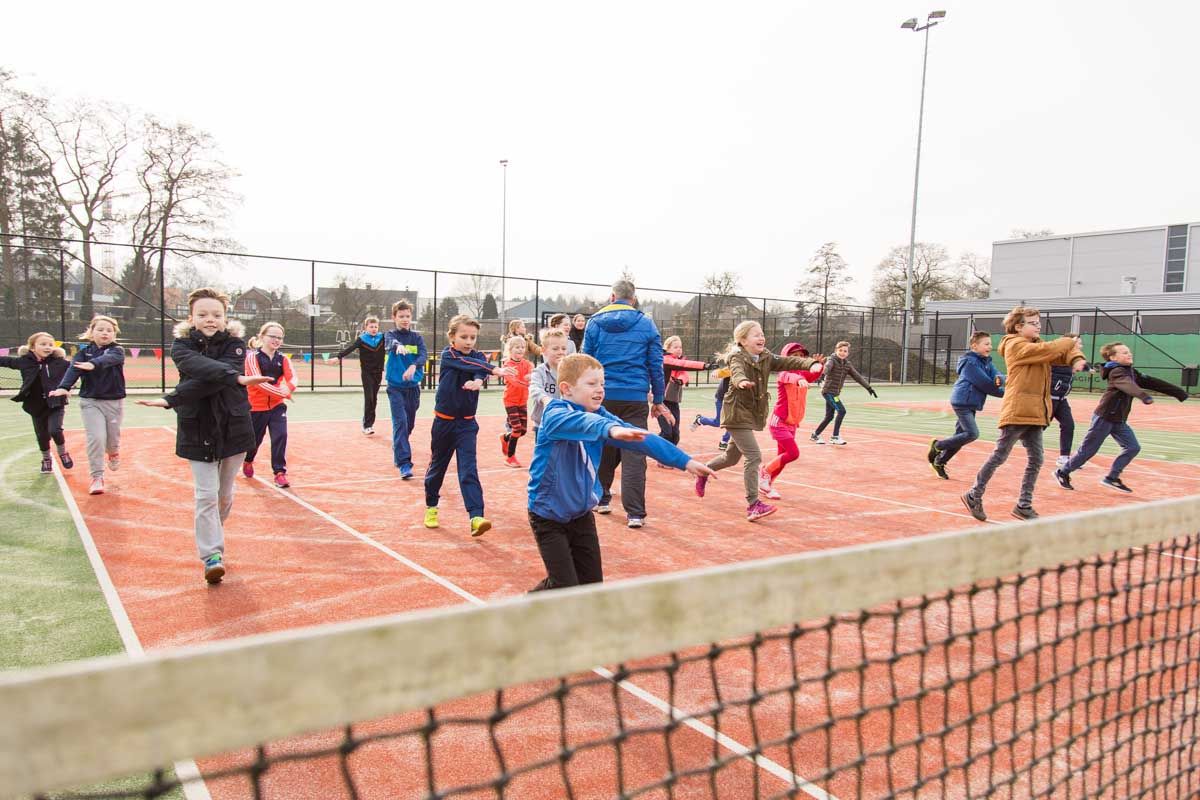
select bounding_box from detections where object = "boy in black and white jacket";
[529,329,570,440]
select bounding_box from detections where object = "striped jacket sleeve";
[243,351,296,399]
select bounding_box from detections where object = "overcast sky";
[4,0,1197,306]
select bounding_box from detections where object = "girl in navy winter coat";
[927,332,1005,479]
[0,331,74,474]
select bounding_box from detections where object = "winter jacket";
[528,362,559,430]
[581,301,666,403]
[1049,364,1079,401]
[433,346,494,418]
[164,320,255,462]
[244,349,296,412]
[948,351,1005,411]
[1095,363,1188,423]
[995,334,1085,428]
[721,348,819,430]
[384,328,427,388]
[58,342,126,400]
[502,357,533,407]
[769,363,824,429]
[569,325,585,353]
[0,347,70,414]
[663,353,707,403]
[527,397,690,523]
[820,355,871,397]
[337,332,387,374]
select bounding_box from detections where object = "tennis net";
[5,495,1200,799]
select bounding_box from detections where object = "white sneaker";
[758,469,781,499]
[627,517,645,529]
[829,436,848,446]
[106,454,120,471]
[810,434,825,445]
[1056,455,1069,470]
[689,414,702,432]
[596,504,612,514]
[89,477,105,495]
[363,427,374,436]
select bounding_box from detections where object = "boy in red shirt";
[500,334,534,467]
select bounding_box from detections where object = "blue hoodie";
[948,351,1005,411]
[384,327,427,388]
[59,342,126,400]
[527,397,691,523]
[581,301,666,404]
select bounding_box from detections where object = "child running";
[499,334,533,468]
[810,340,876,445]
[926,331,1005,480]
[423,314,516,536]
[48,316,125,494]
[690,364,733,451]
[961,306,1085,523]
[659,335,708,447]
[336,316,386,435]
[383,300,427,480]
[694,321,820,521]
[526,353,714,591]
[1,332,73,474]
[528,328,569,441]
[136,288,271,583]
[759,342,823,499]
[243,322,296,488]
[1054,341,1188,494]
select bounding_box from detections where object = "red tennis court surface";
[56,410,1200,798]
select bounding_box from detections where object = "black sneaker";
[1054,469,1073,490]
[927,438,941,465]
[59,451,74,469]
[1011,505,1039,521]
[931,462,949,480]
[40,454,53,474]
[961,492,986,522]
[1102,476,1133,493]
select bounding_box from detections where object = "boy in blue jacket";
[526,353,714,592]
[927,331,1005,479]
[383,300,427,479]
[423,314,515,536]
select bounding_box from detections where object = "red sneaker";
[273,471,290,488]
[505,456,522,469]
[500,434,508,458]
[747,500,777,522]
[242,461,254,479]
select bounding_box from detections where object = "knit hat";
[781,342,809,358]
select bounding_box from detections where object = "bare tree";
[1010,228,1055,239]
[795,242,854,307]
[454,272,499,317]
[870,242,961,312]
[955,251,991,299]
[23,98,130,320]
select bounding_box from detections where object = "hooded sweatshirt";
[581,300,666,403]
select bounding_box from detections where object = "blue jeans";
[813,393,847,437]
[387,385,421,469]
[935,406,980,464]
[1064,415,1141,479]
[696,397,731,443]
[425,417,483,518]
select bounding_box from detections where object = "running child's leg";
[267,405,288,474]
[387,386,411,469]
[813,394,837,436]
[402,385,420,438]
[104,399,123,458]
[362,370,381,429]
[424,417,455,507]
[1062,416,1112,474]
[830,397,848,437]
[1106,422,1141,480]
[80,398,107,478]
[765,435,799,481]
[454,420,484,519]
[705,435,743,472]
[1015,427,1044,509]
[246,410,270,466]
[969,426,1022,500]
[725,428,761,506]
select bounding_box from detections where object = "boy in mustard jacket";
[961,306,1085,522]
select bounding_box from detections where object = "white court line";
[288,465,520,490]
[254,472,831,799]
[51,463,212,800]
[771,475,1003,526]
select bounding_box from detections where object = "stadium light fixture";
[901,18,918,29]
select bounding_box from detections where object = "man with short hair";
[582,279,673,529]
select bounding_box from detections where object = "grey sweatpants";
[190,455,242,560]
[706,428,762,506]
[969,424,1045,508]
[79,398,123,478]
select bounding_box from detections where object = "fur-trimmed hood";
[17,345,67,359]
[173,319,246,339]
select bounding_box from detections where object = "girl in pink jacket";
[658,336,709,448]
[760,342,823,499]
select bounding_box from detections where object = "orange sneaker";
[505,456,522,469]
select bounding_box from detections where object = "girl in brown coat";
[961,306,1085,523]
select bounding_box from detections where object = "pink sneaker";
[747,500,777,522]
[273,471,290,488]
[242,461,254,479]
[695,475,708,498]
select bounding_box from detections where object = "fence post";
[858,312,865,363]
[867,307,876,382]
[694,294,702,362]
[1089,307,1099,392]
[817,303,825,355]
[533,279,540,337]
[59,249,66,342]
[761,298,767,345]
[933,310,940,384]
[429,272,438,390]
[158,254,166,391]
[310,261,316,391]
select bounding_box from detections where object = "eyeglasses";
[264,334,284,340]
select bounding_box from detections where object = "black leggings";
[1052,398,1075,456]
[31,406,66,452]
[361,369,383,428]
[657,400,681,445]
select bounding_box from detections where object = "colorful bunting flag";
[0,348,8,356]
[130,348,141,359]
[153,348,163,360]
[303,352,312,363]
[320,352,330,361]
[54,340,63,348]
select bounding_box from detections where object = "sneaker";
[1054,469,1073,490]
[40,454,53,474]
[717,439,729,451]
[89,477,105,495]
[1102,476,1133,493]
[500,434,508,458]
[470,516,492,537]
[242,461,254,479]
[931,462,949,480]
[107,453,120,471]
[273,471,290,488]
[690,414,702,432]
[829,436,847,446]
[423,507,439,528]
[1055,455,1069,470]
[694,475,708,498]
[59,451,74,469]
[399,464,413,480]
[961,491,987,522]
[759,469,781,499]
[505,456,522,469]
[927,439,941,465]
[627,517,645,529]
[363,427,374,436]
[596,503,612,514]
[810,434,824,445]
[203,553,225,584]
[1011,505,1039,521]
[746,500,777,522]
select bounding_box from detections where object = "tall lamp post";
[899,10,945,385]
[499,159,508,331]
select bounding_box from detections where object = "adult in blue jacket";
[928,332,1005,478]
[581,279,671,528]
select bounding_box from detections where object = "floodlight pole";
[900,12,944,384]
[499,159,508,331]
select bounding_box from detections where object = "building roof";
[676,295,761,316]
[926,293,1200,314]
[993,221,1199,246]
